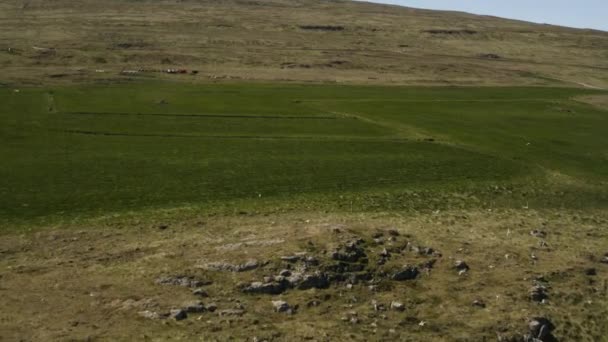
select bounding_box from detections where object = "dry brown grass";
[1,0,608,87]
[1,209,607,341]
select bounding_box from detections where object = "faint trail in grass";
[302,101,434,140]
[301,98,560,103]
[56,129,410,142]
[61,111,339,120]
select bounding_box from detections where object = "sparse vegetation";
[1,0,608,341]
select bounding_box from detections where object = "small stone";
[454,260,469,271]
[281,255,301,263]
[170,309,188,321]
[156,275,210,288]
[379,248,390,258]
[201,260,260,272]
[390,301,405,311]
[529,285,549,302]
[419,259,437,270]
[528,317,555,340]
[392,266,419,281]
[601,255,608,264]
[242,281,286,295]
[472,300,486,308]
[158,225,169,230]
[307,300,321,307]
[279,269,292,277]
[585,268,597,276]
[350,317,360,324]
[371,300,386,311]
[304,256,320,266]
[205,303,217,312]
[387,229,400,237]
[272,300,291,313]
[182,300,206,313]
[530,230,547,238]
[192,288,209,297]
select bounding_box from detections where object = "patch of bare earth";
[1,210,607,341]
[575,94,608,110]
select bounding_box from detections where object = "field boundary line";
[60,112,340,120]
[55,129,411,142]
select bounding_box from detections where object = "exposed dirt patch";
[574,94,608,110]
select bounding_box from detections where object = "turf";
[1,83,607,226]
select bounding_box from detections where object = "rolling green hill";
[2,83,607,225]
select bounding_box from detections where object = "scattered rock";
[170,309,188,321]
[307,300,321,307]
[472,300,486,308]
[390,301,405,311]
[158,224,169,230]
[601,254,608,264]
[387,229,400,237]
[332,240,367,263]
[454,260,469,275]
[371,300,386,311]
[419,259,437,271]
[156,275,211,288]
[192,288,209,297]
[272,300,295,314]
[392,265,419,281]
[530,230,547,238]
[529,285,549,302]
[585,268,597,276]
[182,300,206,313]
[205,303,217,312]
[279,269,292,277]
[201,260,260,272]
[304,256,320,266]
[242,281,286,295]
[291,272,330,290]
[528,317,555,341]
[379,248,390,258]
[406,243,440,256]
[138,310,163,320]
[280,255,301,263]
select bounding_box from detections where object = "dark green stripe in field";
[1,84,607,224]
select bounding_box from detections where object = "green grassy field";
[1,83,607,226]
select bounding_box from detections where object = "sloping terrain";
[2,2,608,341]
[1,0,608,87]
